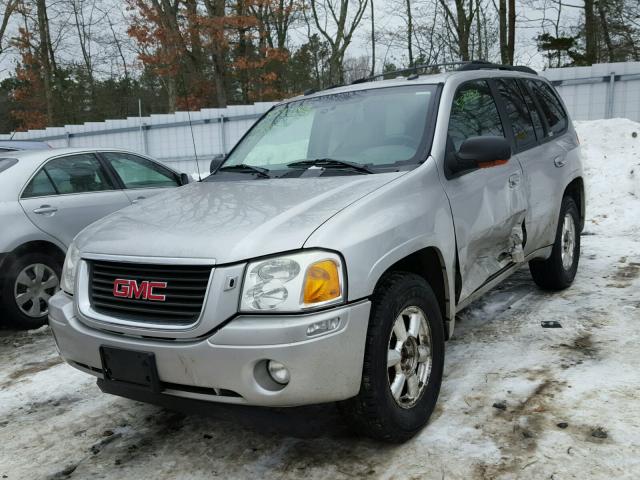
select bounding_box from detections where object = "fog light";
[306,317,341,337]
[267,360,290,385]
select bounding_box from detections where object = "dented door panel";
[443,159,527,301]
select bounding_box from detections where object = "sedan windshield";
[218,85,437,174]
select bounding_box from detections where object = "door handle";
[33,205,58,215]
[554,156,567,168]
[508,173,521,188]
[132,196,146,204]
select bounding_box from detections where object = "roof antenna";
[180,74,203,182]
[186,107,203,182]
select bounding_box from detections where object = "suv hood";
[75,173,404,263]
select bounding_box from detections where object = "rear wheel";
[341,272,445,443]
[1,253,61,329]
[529,196,580,290]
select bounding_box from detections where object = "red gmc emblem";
[113,279,167,301]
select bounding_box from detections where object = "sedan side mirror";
[210,154,226,174]
[179,173,191,185]
[447,136,511,174]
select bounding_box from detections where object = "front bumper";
[48,292,371,407]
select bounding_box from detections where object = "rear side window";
[23,154,114,198]
[517,80,545,140]
[495,79,537,151]
[526,80,567,136]
[22,170,57,198]
[447,80,504,153]
[44,154,114,194]
[0,158,18,174]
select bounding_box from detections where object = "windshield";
[0,158,18,174]
[219,85,437,174]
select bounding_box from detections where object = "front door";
[441,80,528,302]
[19,153,131,247]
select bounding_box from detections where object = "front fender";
[304,159,457,323]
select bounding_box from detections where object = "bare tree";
[309,0,369,84]
[438,0,477,60]
[0,0,18,57]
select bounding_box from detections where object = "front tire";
[1,252,61,329]
[342,272,445,442]
[529,196,581,290]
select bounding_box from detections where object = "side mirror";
[179,173,191,185]
[210,154,226,174]
[447,136,511,174]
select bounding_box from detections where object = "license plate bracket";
[100,346,160,393]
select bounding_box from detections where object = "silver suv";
[0,148,189,329]
[48,63,584,442]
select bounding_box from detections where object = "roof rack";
[457,60,537,75]
[346,59,537,87]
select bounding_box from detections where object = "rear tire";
[341,272,445,443]
[529,196,580,290]
[1,252,61,330]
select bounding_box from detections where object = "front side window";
[495,78,537,151]
[102,152,179,189]
[526,80,567,136]
[44,154,113,194]
[447,80,504,153]
[219,85,437,173]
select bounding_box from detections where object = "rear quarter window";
[0,158,18,174]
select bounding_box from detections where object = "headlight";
[240,250,345,312]
[60,242,81,295]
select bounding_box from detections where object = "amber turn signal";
[303,260,341,304]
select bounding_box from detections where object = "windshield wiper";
[218,164,270,178]
[287,158,374,174]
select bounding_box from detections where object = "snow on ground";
[1,119,640,480]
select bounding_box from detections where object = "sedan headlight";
[60,242,81,295]
[240,250,345,312]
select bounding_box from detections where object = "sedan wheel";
[14,263,60,318]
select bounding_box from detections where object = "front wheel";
[1,252,61,329]
[341,272,445,443]
[529,196,581,290]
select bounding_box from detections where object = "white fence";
[541,61,640,122]
[2,61,639,174]
[0,102,277,175]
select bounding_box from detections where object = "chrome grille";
[88,260,212,324]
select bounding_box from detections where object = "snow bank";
[575,118,640,234]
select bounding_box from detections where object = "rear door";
[19,153,131,247]
[441,79,528,302]
[99,152,181,204]
[517,78,573,252]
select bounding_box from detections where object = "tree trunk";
[584,0,598,64]
[35,0,54,124]
[499,0,507,63]
[507,0,515,64]
[597,0,614,61]
[204,0,228,108]
[406,0,414,66]
[370,0,375,75]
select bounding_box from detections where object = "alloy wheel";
[387,306,433,408]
